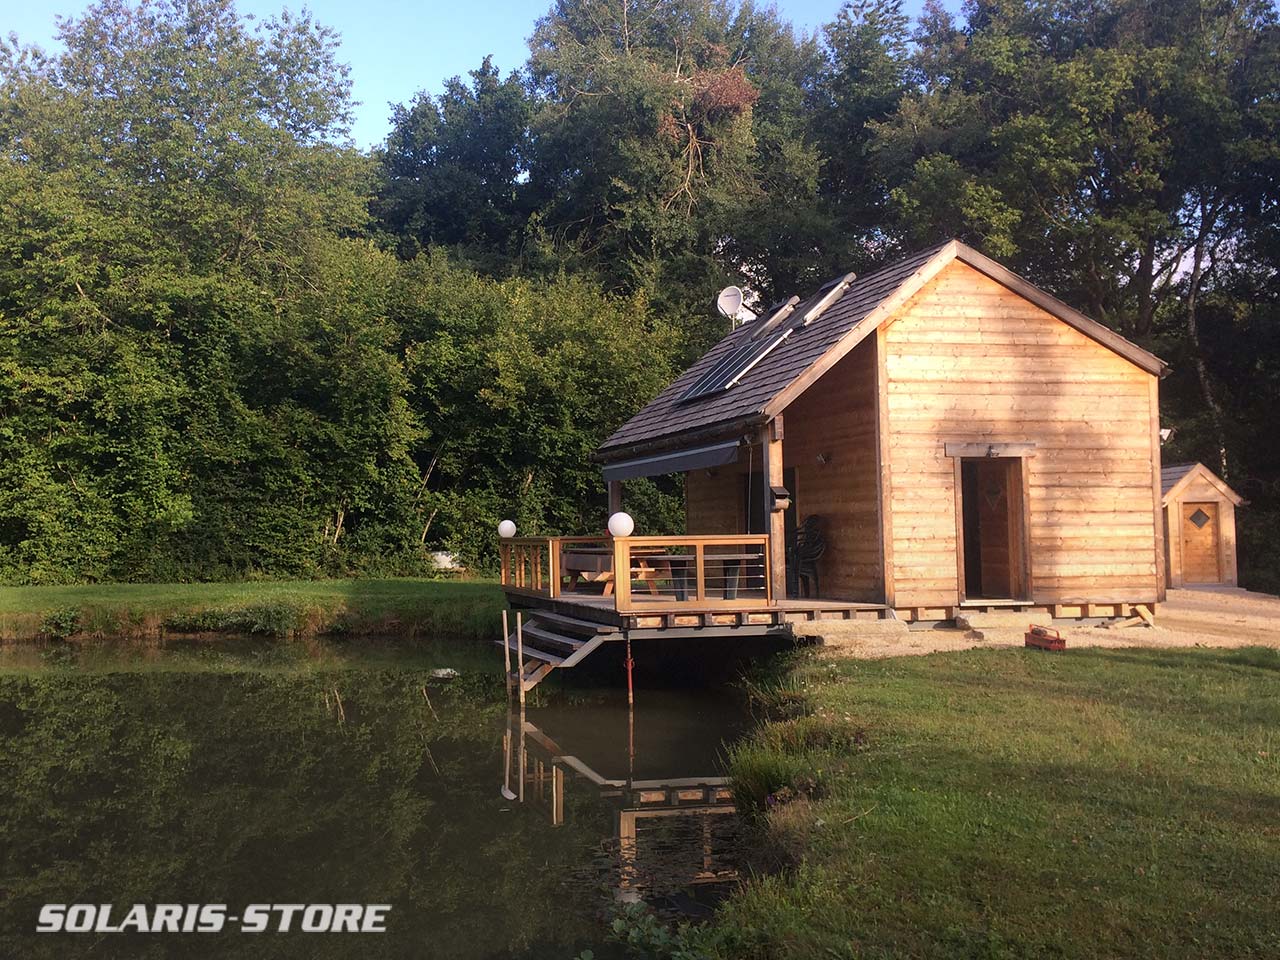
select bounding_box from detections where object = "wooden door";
[1180,502,1221,583]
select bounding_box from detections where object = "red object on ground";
[1025,624,1065,651]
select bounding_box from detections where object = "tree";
[392,253,682,567]
[810,0,912,265]
[375,57,532,261]
[0,0,419,581]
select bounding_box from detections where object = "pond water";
[0,653,753,958]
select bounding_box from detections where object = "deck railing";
[499,535,772,612]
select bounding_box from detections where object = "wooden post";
[500,543,510,586]
[875,327,895,608]
[516,611,526,707]
[517,704,526,802]
[608,479,623,517]
[548,537,561,598]
[761,419,787,601]
[612,536,632,612]
[552,765,564,826]
[1149,376,1167,603]
[502,712,513,798]
[501,609,511,695]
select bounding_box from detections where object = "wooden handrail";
[612,535,772,613]
[618,535,769,547]
[500,534,773,612]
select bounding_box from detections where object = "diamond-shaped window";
[1189,508,1211,529]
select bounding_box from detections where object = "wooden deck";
[499,533,884,691]
[503,585,889,632]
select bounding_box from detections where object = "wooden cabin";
[1161,462,1245,587]
[499,241,1168,688]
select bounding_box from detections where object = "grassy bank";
[0,579,506,645]
[669,646,1280,959]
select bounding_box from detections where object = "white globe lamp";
[607,512,635,538]
[497,519,517,539]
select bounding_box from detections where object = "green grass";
[683,646,1280,959]
[0,578,506,645]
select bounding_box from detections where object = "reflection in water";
[0,669,748,958]
[504,702,742,914]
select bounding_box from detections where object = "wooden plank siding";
[685,467,743,536]
[781,339,883,602]
[881,261,1160,608]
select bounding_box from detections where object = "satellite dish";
[716,285,744,319]
[715,286,757,327]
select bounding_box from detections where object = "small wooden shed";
[1161,462,1245,587]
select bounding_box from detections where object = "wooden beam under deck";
[502,586,891,633]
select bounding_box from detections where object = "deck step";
[520,623,586,652]
[525,610,615,636]
[499,636,566,665]
[496,609,619,692]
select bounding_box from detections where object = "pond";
[0,647,754,958]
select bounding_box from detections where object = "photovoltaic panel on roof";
[679,329,791,403]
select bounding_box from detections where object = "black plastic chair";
[791,515,826,598]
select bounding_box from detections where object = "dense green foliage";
[2,0,1279,587]
[653,646,1280,958]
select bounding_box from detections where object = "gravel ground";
[813,587,1280,659]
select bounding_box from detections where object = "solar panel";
[679,329,791,403]
[677,271,856,404]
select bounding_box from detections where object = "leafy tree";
[375,57,532,261]
[809,0,912,265]
[0,0,418,581]
[392,252,682,567]
[525,0,760,323]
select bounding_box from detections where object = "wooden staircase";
[499,610,619,692]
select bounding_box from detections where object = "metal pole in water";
[501,609,511,696]
[624,633,634,708]
[624,633,636,781]
[516,611,526,708]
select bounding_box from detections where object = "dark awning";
[601,439,741,482]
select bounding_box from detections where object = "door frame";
[949,448,1033,603]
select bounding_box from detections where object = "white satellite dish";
[716,285,744,318]
[715,286,757,327]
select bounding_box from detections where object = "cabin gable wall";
[881,261,1160,607]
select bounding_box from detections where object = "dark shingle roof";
[1161,463,1197,497]
[598,243,949,457]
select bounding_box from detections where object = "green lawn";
[0,578,506,645]
[687,646,1280,959]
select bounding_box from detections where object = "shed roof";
[1161,463,1198,497]
[597,240,1167,462]
[1161,462,1245,505]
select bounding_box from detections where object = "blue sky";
[8,0,954,148]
